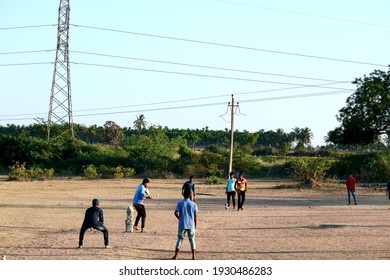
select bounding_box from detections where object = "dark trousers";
[237,190,246,209]
[226,191,236,207]
[347,189,357,204]
[133,204,146,229]
[79,222,109,246]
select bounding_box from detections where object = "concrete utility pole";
[47,0,74,138]
[228,95,239,175]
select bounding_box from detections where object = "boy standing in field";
[346,174,358,205]
[225,171,236,209]
[133,178,152,233]
[172,189,198,260]
[386,177,390,200]
[235,172,248,211]
[78,198,110,249]
[182,175,196,202]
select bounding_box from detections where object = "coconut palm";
[291,127,313,148]
[133,114,148,135]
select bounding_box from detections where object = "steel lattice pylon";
[48,0,73,138]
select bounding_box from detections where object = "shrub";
[288,157,333,187]
[330,151,390,182]
[82,164,100,180]
[61,168,75,178]
[205,175,223,185]
[8,162,54,181]
[97,165,112,179]
[27,167,54,180]
[8,162,29,181]
[113,165,136,178]
[119,166,136,178]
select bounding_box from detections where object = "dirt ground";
[1,178,390,260]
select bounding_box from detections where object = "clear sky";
[1,0,389,146]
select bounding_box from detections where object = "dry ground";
[1,178,390,260]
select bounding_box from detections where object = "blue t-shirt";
[175,198,198,229]
[133,183,147,205]
[226,178,236,192]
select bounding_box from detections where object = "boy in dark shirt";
[182,175,196,202]
[78,198,110,249]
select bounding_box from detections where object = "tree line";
[0,67,389,183]
[1,121,389,183]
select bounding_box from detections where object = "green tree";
[327,67,390,146]
[133,114,148,136]
[103,121,124,145]
[288,157,332,186]
[291,127,313,149]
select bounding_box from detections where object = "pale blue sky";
[1,0,389,146]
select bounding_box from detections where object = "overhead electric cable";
[72,61,353,90]
[69,90,355,117]
[0,80,353,118]
[72,24,387,67]
[0,62,53,67]
[0,89,352,121]
[0,49,56,55]
[71,50,350,83]
[0,24,56,31]
[215,0,390,29]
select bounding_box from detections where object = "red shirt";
[235,178,247,191]
[346,177,356,191]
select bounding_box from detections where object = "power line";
[215,0,390,29]
[1,24,386,67]
[71,50,350,84]
[0,89,353,121]
[239,90,352,104]
[0,62,53,67]
[72,61,353,90]
[0,49,56,55]
[0,49,352,84]
[72,84,354,113]
[1,81,349,116]
[0,24,56,31]
[72,24,388,67]
[0,85,354,118]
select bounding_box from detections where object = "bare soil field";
[1,178,390,260]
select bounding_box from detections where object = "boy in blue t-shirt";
[132,178,152,233]
[172,189,198,260]
[225,171,236,209]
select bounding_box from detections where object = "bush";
[8,162,28,181]
[82,164,136,179]
[96,165,112,179]
[205,175,223,184]
[288,157,333,187]
[27,167,54,180]
[82,164,100,180]
[330,151,390,182]
[8,162,54,181]
[114,166,136,178]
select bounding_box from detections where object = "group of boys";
[78,176,199,260]
[225,172,248,211]
[79,172,390,258]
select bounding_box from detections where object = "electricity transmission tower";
[47,0,73,138]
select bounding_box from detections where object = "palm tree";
[133,114,148,135]
[292,127,313,148]
[300,127,314,147]
[103,121,124,145]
